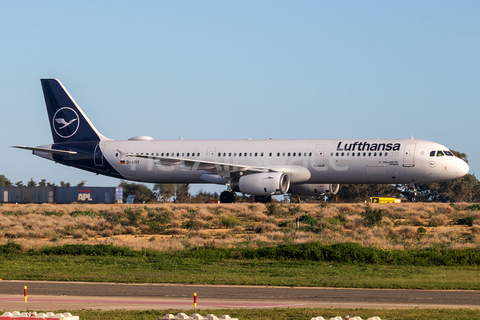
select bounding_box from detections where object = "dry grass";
[0,203,479,251]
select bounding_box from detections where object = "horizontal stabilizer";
[12,146,78,155]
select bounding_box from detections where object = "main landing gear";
[253,195,272,203]
[219,191,272,203]
[408,183,419,202]
[220,191,237,203]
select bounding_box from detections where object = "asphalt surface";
[1,280,480,310]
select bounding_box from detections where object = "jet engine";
[289,183,340,196]
[231,172,290,195]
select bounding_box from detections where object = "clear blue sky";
[1,1,479,194]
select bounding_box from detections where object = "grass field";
[1,251,480,290]
[2,203,480,318]
[0,202,479,252]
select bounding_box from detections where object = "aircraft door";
[207,148,216,162]
[94,144,105,167]
[403,144,416,167]
[313,147,325,167]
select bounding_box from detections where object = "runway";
[1,280,480,310]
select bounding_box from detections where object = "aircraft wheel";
[410,196,418,202]
[254,195,272,203]
[220,191,236,203]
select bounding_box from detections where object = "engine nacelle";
[232,172,290,196]
[289,184,340,196]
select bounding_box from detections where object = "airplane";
[13,79,469,203]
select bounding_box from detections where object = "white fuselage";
[91,138,469,185]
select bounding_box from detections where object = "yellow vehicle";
[370,197,401,203]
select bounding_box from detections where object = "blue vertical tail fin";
[41,79,109,143]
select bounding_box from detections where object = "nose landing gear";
[408,183,419,202]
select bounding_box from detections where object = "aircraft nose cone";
[456,159,469,178]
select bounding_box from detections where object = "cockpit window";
[430,151,435,157]
[444,150,454,156]
[437,150,445,157]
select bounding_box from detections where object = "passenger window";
[331,153,333,156]
[309,152,312,156]
[197,153,200,156]
[234,153,236,156]
[374,152,377,156]
[347,153,349,156]
[269,153,272,157]
[283,152,285,156]
[293,152,296,156]
[368,152,371,156]
[341,152,344,156]
[261,152,264,156]
[288,152,291,156]
[430,151,435,157]
[336,152,339,156]
[244,153,247,156]
[223,153,226,156]
[277,152,280,156]
[217,153,220,157]
[249,153,252,156]
[255,152,258,156]
[239,153,242,157]
[229,153,232,157]
[352,153,355,157]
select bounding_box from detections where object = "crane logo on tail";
[53,107,80,138]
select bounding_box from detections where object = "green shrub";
[265,203,283,216]
[45,211,63,217]
[299,214,317,226]
[183,219,201,230]
[288,205,302,215]
[71,210,97,217]
[467,204,480,211]
[362,205,384,227]
[456,216,476,226]
[220,215,241,228]
[0,241,22,254]
[125,208,143,226]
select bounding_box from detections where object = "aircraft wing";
[12,146,78,155]
[130,153,270,174]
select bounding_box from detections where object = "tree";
[27,178,36,187]
[119,181,155,203]
[174,184,190,203]
[0,175,12,187]
[76,180,86,187]
[15,181,24,187]
[60,181,71,187]
[153,184,175,202]
[38,179,47,187]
